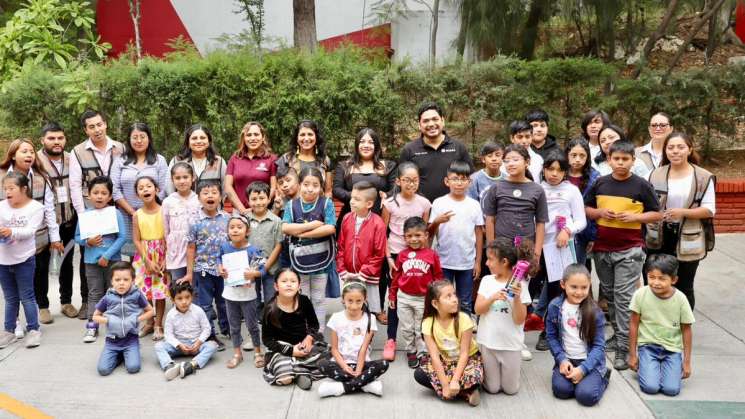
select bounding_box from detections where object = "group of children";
[0,109,696,408]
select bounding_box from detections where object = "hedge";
[0,48,743,161]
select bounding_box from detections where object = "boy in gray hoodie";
[92,261,153,376]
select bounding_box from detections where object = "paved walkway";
[1,235,744,418]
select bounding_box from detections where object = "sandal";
[227,355,243,369]
[152,326,164,341]
[139,321,154,338]
[376,312,388,325]
[254,353,265,368]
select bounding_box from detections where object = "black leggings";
[644,223,700,309]
[318,359,389,393]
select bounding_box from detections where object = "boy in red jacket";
[336,181,387,316]
[389,216,443,368]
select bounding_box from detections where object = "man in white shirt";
[68,110,124,318]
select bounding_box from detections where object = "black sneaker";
[535,331,549,351]
[210,335,226,352]
[613,351,629,371]
[179,361,196,378]
[604,368,612,381]
[295,375,312,390]
[605,335,616,352]
[164,362,180,381]
[407,352,419,369]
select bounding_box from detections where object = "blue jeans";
[551,360,608,406]
[638,344,683,396]
[154,339,218,370]
[196,272,229,336]
[442,268,474,313]
[0,257,39,332]
[98,341,141,376]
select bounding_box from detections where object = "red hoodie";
[336,211,387,284]
[389,247,443,301]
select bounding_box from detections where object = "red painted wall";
[96,0,194,58]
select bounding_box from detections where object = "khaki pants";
[397,291,425,355]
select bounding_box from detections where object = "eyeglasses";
[400,177,418,184]
[650,123,670,129]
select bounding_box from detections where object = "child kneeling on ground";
[629,254,694,396]
[415,280,483,406]
[154,282,218,380]
[93,261,153,376]
[546,264,609,406]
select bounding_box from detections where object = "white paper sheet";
[78,206,119,239]
[222,250,251,286]
[543,239,577,283]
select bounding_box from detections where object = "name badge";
[56,186,68,203]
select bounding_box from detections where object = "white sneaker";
[83,328,98,343]
[242,341,254,351]
[14,321,24,339]
[521,348,533,361]
[0,331,17,348]
[318,381,345,398]
[362,380,383,396]
[25,330,41,348]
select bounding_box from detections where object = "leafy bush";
[0,48,742,161]
[0,0,109,82]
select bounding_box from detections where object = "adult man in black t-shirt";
[399,102,474,202]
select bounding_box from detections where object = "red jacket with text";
[336,212,387,285]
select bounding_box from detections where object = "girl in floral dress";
[132,176,167,340]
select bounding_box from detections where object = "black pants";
[318,359,389,393]
[34,221,88,309]
[644,223,699,309]
[59,220,87,305]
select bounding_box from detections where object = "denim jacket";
[545,294,607,377]
[102,286,144,340]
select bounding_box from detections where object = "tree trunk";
[128,0,142,61]
[519,0,549,60]
[632,0,679,79]
[430,0,440,69]
[293,0,317,53]
[665,0,727,79]
[455,5,469,64]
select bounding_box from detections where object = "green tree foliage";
[0,49,741,160]
[0,0,109,82]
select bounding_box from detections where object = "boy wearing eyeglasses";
[428,160,484,314]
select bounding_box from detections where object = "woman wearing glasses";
[636,113,674,172]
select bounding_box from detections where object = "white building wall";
[169,0,460,64]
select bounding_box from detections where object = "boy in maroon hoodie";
[389,216,443,368]
[337,182,388,316]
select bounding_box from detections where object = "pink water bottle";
[504,259,530,297]
[556,215,566,233]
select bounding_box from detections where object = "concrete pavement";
[1,235,745,418]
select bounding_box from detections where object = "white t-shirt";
[664,174,716,216]
[476,274,532,351]
[430,194,484,270]
[326,310,378,364]
[561,299,587,360]
[0,199,44,265]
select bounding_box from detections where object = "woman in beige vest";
[645,132,715,309]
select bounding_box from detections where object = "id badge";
[56,186,68,203]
